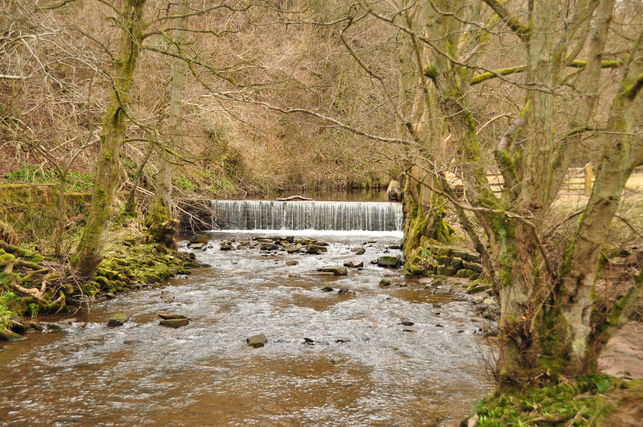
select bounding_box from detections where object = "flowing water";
[0,204,493,426]
[209,201,403,232]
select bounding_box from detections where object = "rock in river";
[158,313,189,328]
[107,313,129,327]
[343,261,364,268]
[377,255,401,268]
[317,265,348,276]
[247,333,268,348]
[159,318,189,328]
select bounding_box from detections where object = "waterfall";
[209,200,403,232]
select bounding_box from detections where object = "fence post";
[584,163,593,196]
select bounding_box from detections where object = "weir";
[209,200,403,232]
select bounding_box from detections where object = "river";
[0,230,493,426]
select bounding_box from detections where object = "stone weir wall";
[177,199,405,233]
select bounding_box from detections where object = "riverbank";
[0,228,197,342]
[463,375,642,426]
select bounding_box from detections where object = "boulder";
[317,265,348,276]
[247,333,268,348]
[377,255,400,268]
[107,313,129,327]
[219,241,233,250]
[351,247,366,255]
[286,260,299,266]
[322,286,334,292]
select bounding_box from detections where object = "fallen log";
[276,195,313,201]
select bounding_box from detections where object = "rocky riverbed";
[0,232,495,426]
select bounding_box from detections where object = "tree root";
[1,240,68,312]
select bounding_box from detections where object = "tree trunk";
[72,0,146,278]
[146,0,189,249]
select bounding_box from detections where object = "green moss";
[3,164,94,192]
[467,376,634,426]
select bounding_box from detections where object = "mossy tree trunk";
[73,0,146,278]
[396,0,641,387]
[145,0,189,249]
[399,0,485,259]
[478,0,642,386]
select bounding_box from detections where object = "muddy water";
[0,232,492,426]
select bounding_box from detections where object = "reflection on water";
[0,234,492,426]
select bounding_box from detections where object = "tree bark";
[73,0,146,278]
[146,0,189,249]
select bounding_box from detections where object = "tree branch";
[471,60,621,85]
[481,0,529,42]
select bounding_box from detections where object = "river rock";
[343,261,364,268]
[158,313,187,320]
[379,279,392,287]
[337,287,351,295]
[317,265,348,276]
[247,333,268,348]
[124,337,143,345]
[285,245,301,254]
[286,260,299,266]
[399,320,414,326]
[377,255,400,268]
[159,315,189,328]
[107,313,129,327]
[260,243,280,251]
[321,286,334,292]
[188,242,206,250]
[351,247,366,255]
[0,327,25,341]
[306,244,328,254]
[220,241,233,250]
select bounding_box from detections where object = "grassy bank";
[463,375,641,426]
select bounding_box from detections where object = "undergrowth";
[4,163,94,192]
[467,375,640,426]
